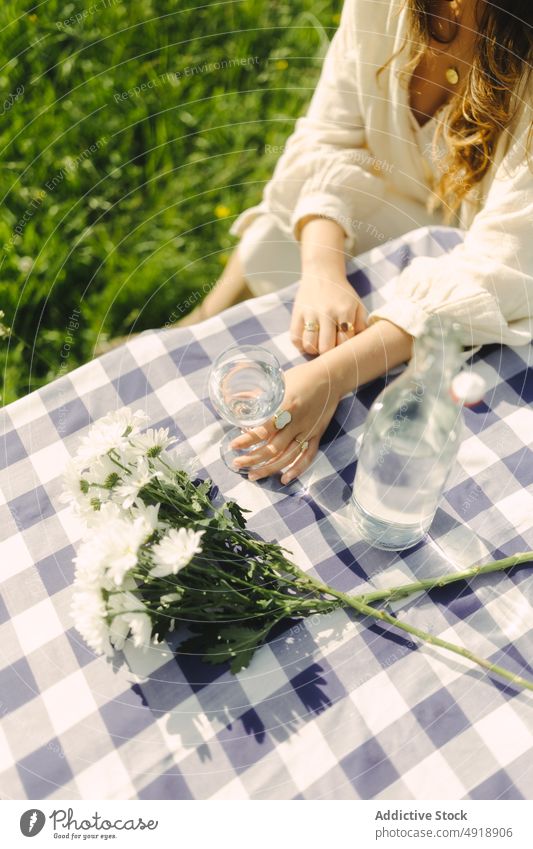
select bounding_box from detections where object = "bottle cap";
[451,372,486,407]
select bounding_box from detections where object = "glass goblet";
[208,344,285,474]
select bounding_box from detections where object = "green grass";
[0,0,338,404]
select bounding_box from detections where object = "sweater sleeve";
[230,0,388,254]
[367,116,533,347]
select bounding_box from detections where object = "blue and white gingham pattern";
[1,227,532,801]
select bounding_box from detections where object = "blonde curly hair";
[405,0,533,217]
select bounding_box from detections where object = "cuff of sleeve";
[291,192,359,254]
[367,298,431,338]
[229,203,269,239]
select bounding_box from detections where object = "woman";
[194,0,533,483]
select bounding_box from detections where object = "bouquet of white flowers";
[64,408,533,689]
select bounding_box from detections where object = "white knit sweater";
[230,0,533,347]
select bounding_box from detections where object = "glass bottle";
[351,317,482,550]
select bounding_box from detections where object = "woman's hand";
[290,272,367,355]
[293,215,367,355]
[229,319,413,486]
[230,357,342,484]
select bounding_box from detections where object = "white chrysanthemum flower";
[150,527,205,578]
[156,445,200,481]
[59,459,92,513]
[107,592,152,651]
[130,502,164,534]
[73,539,107,589]
[88,453,123,485]
[74,408,148,468]
[62,454,127,520]
[130,427,177,458]
[88,452,120,475]
[85,500,128,528]
[115,458,161,509]
[127,612,152,649]
[71,588,113,656]
[74,514,153,588]
[103,516,154,586]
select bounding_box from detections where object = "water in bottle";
[351,317,484,550]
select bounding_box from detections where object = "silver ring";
[273,409,292,430]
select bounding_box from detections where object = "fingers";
[293,305,366,355]
[230,399,296,452]
[318,316,337,354]
[336,317,357,346]
[230,424,272,450]
[280,438,318,485]
[233,422,296,468]
[354,301,368,334]
[299,313,355,356]
[247,434,316,482]
[336,301,368,344]
[301,316,320,355]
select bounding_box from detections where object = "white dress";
[231,0,533,347]
[237,112,442,297]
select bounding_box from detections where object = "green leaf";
[226,500,250,529]
[179,624,272,673]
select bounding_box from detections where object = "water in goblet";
[209,345,285,473]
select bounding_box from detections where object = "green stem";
[281,551,533,614]
[280,553,533,692]
[358,552,533,606]
[108,452,134,475]
[195,564,305,601]
[350,598,533,693]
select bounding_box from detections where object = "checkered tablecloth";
[1,226,533,801]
